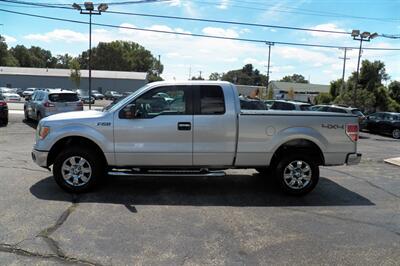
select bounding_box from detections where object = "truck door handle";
[177,122,191,131]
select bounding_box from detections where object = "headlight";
[39,126,50,140]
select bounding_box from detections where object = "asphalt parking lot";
[0,112,399,265]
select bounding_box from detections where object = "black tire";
[24,108,30,121]
[392,128,400,139]
[274,154,319,196]
[0,118,7,126]
[36,112,42,121]
[53,146,105,193]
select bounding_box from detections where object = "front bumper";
[346,153,362,165]
[32,149,49,168]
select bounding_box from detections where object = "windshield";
[351,109,364,116]
[103,83,152,112]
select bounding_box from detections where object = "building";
[0,66,148,93]
[268,81,330,103]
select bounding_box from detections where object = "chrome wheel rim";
[61,156,92,187]
[393,129,400,139]
[283,160,312,190]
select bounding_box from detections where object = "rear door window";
[199,85,225,114]
[271,102,295,110]
[49,93,79,102]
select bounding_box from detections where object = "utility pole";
[199,71,202,79]
[157,54,161,77]
[265,42,274,97]
[188,65,191,80]
[73,2,108,110]
[338,47,351,94]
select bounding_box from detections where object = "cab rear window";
[49,93,79,102]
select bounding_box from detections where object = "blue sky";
[1,0,399,84]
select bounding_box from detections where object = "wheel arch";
[270,138,325,168]
[47,136,108,167]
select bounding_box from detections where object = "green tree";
[10,45,56,68]
[69,59,81,89]
[280,74,309,83]
[78,41,163,78]
[221,64,267,86]
[55,53,73,68]
[388,81,400,103]
[358,60,389,92]
[0,35,18,66]
[334,88,375,112]
[191,75,204,80]
[329,78,343,99]
[209,72,221,80]
[314,92,333,104]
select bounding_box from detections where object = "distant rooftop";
[269,81,329,93]
[0,66,147,80]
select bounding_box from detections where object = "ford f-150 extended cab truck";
[32,81,361,195]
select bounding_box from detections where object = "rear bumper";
[0,109,8,119]
[32,149,48,168]
[346,153,362,165]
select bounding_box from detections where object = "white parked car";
[23,88,37,98]
[2,92,21,102]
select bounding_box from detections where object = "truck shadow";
[30,174,374,209]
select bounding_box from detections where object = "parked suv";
[364,112,400,139]
[24,89,83,121]
[270,100,312,111]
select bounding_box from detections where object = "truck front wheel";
[53,147,104,193]
[275,154,319,196]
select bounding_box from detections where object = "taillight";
[77,101,83,107]
[0,101,7,107]
[346,124,359,142]
[43,101,55,108]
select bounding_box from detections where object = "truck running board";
[108,169,226,177]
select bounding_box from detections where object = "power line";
[105,10,352,35]
[3,0,399,39]
[0,8,399,51]
[0,0,351,35]
[191,0,400,23]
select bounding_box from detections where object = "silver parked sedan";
[24,89,83,121]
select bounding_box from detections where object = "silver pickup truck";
[32,81,361,195]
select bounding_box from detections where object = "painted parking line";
[384,157,400,167]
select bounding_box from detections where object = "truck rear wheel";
[53,147,104,193]
[274,154,319,196]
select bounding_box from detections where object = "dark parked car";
[91,90,104,100]
[79,95,95,104]
[364,112,400,139]
[104,91,123,100]
[0,94,9,126]
[240,98,267,110]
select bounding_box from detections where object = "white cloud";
[21,24,400,84]
[202,27,239,38]
[218,0,229,9]
[307,23,347,39]
[24,29,86,43]
[3,35,17,44]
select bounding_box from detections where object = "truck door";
[192,85,237,166]
[113,85,193,166]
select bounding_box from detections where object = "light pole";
[265,41,274,98]
[351,30,378,106]
[73,2,108,110]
